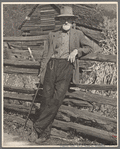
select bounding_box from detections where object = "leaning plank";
[4,86,117,106]
[66,90,117,106]
[71,84,117,91]
[3,35,48,42]
[53,120,117,144]
[80,53,117,63]
[60,105,117,126]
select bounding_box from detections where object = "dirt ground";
[3,111,105,147]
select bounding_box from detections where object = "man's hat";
[56,6,77,18]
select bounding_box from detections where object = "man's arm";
[77,31,93,58]
[68,31,93,63]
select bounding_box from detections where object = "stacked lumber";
[21,4,61,37]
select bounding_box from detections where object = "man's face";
[59,17,75,31]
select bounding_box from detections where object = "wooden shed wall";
[21,4,61,36]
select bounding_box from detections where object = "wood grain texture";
[4,102,117,144]
[4,35,48,42]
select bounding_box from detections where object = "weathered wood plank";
[4,102,70,122]
[71,84,117,91]
[60,105,117,126]
[4,59,40,68]
[3,103,117,144]
[22,30,50,36]
[64,98,93,108]
[4,86,36,94]
[4,89,92,107]
[53,120,117,144]
[23,22,55,27]
[3,35,48,42]
[66,90,117,106]
[40,9,55,13]
[21,26,55,31]
[80,53,117,63]
[4,101,116,132]
[4,91,117,129]
[4,85,117,106]
[4,92,35,102]
[4,66,39,75]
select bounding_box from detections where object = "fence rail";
[3,35,117,144]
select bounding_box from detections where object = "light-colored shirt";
[51,31,70,59]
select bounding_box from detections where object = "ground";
[3,111,104,147]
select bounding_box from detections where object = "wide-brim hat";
[55,6,77,18]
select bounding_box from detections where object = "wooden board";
[4,59,40,68]
[4,86,117,106]
[53,120,117,144]
[66,90,117,106]
[4,66,39,75]
[80,53,117,63]
[4,35,48,42]
[21,26,55,31]
[71,83,117,91]
[4,100,116,129]
[4,102,117,144]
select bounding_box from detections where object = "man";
[28,5,93,144]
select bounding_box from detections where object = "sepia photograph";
[2,2,118,147]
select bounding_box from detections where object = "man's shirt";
[51,31,70,59]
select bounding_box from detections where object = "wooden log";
[4,102,117,144]
[40,9,55,13]
[64,98,93,108]
[21,26,55,31]
[4,86,117,106]
[22,30,50,36]
[4,91,117,127]
[66,90,117,106]
[23,22,55,27]
[4,59,40,68]
[80,53,117,63]
[4,66,39,75]
[59,105,117,126]
[4,102,70,122]
[76,26,104,42]
[71,84,117,91]
[9,41,43,47]
[4,86,36,94]
[4,92,35,102]
[3,35,48,42]
[40,15,55,19]
[4,102,116,133]
[53,120,117,144]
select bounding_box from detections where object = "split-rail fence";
[3,35,117,145]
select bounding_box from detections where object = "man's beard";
[62,23,71,31]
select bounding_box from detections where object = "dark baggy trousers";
[34,58,73,136]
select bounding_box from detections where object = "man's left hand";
[68,49,78,63]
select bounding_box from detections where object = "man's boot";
[28,127,38,143]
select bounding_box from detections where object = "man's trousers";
[34,58,73,136]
